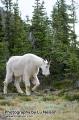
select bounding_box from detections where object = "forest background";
[0,0,79,91]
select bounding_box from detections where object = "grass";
[0,88,79,120]
[42,95,58,101]
[18,96,32,101]
[63,93,79,101]
[53,79,73,89]
[57,88,79,101]
[0,100,12,106]
[0,95,5,99]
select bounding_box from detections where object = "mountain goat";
[3,53,50,95]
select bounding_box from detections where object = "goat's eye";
[46,66,48,68]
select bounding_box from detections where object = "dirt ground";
[0,90,79,120]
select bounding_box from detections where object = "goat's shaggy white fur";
[3,53,50,95]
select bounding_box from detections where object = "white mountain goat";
[3,53,50,95]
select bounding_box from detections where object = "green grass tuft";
[42,95,55,101]
[53,79,73,89]
[19,96,32,101]
[0,95,5,99]
[64,94,79,101]
[0,100,12,106]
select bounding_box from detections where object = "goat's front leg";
[23,75,31,96]
[14,76,24,94]
[32,76,40,91]
[25,81,31,95]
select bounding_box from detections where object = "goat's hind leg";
[3,71,13,94]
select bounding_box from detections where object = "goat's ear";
[43,59,47,64]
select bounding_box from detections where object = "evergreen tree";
[0,8,4,42]
[2,0,13,57]
[0,6,8,87]
[51,0,79,80]
[12,1,32,55]
[31,0,51,57]
[69,0,77,48]
[52,0,70,47]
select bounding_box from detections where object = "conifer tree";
[2,0,13,56]
[69,0,77,48]
[0,6,8,84]
[0,8,4,42]
[31,0,51,57]
[51,0,79,80]
[52,0,70,47]
[12,1,32,55]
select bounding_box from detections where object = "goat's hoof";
[26,91,31,96]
